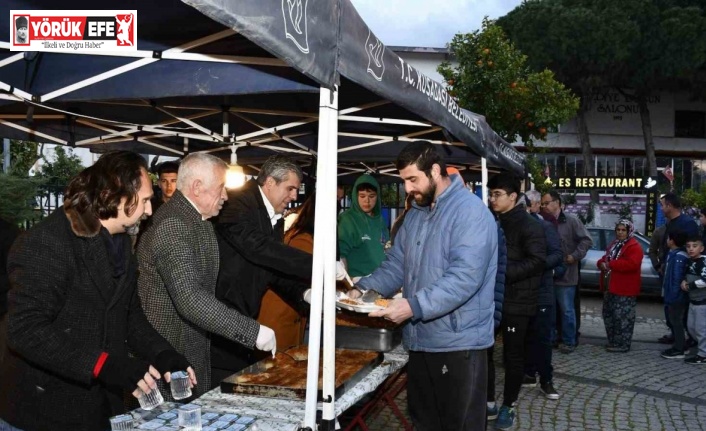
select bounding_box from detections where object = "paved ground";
[340,295,706,431]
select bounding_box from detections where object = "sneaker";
[559,344,575,354]
[540,381,560,400]
[660,348,685,359]
[658,334,675,344]
[684,355,706,364]
[686,338,698,349]
[487,404,499,421]
[495,406,515,430]
[521,374,537,388]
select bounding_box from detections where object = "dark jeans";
[407,349,487,431]
[524,304,556,384]
[501,314,532,407]
[667,302,688,351]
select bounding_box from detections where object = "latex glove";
[256,325,277,358]
[303,289,312,304]
[335,261,349,281]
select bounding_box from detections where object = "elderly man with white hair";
[137,153,276,399]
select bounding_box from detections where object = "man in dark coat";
[212,155,316,382]
[0,151,192,431]
[487,173,546,430]
[138,153,274,397]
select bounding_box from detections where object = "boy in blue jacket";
[660,230,690,359]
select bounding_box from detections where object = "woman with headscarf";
[597,219,644,352]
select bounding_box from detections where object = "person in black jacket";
[521,191,565,401]
[0,151,192,431]
[212,156,324,384]
[487,173,546,430]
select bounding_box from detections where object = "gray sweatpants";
[687,303,706,357]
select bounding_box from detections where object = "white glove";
[255,325,277,358]
[335,261,349,281]
[303,289,312,304]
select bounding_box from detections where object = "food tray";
[335,325,402,352]
[220,347,383,400]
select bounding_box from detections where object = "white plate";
[336,299,384,313]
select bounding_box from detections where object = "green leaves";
[437,18,579,145]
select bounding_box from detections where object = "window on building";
[675,111,706,138]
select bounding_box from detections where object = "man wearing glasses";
[486,173,546,429]
[540,191,592,354]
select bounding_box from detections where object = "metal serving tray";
[220,348,383,400]
[335,325,402,352]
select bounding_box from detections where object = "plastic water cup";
[178,404,202,430]
[137,386,164,410]
[109,414,134,430]
[169,370,192,400]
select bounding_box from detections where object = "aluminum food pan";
[335,325,402,352]
[220,349,383,400]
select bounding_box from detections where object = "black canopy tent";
[0,0,524,427]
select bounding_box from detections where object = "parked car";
[580,227,661,295]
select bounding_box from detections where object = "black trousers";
[501,314,532,407]
[407,349,487,431]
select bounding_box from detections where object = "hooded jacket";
[338,175,390,277]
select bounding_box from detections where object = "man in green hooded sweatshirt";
[338,175,390,278]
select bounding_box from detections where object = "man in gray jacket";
[541,191,592,353]
[137,153,276,398]
[353,141,497,431]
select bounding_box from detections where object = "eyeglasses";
[540,199,557,207]
[489,191,508,200]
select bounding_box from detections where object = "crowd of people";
[1,142,705,431]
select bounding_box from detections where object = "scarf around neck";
[607,219,634,261]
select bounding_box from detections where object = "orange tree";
[438,18,578,149]
[438,18,578,188]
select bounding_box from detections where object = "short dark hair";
[668,229,688,248]
[544,190,562,205]
[487,172,521,199]
[395,141,447,178]
[661,192,681,209]
[686,236,703,246]
[700,207,706,218]
[257,155,303,186]
[65,151,148,220]
[156,161,179,177]
[357,182,377,193]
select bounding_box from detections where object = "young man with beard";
[0,151,193,431]
[351,141,498,431]
[487,173,546,430]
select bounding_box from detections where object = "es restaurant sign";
[555,176,657,190]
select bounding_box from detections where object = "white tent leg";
[481,157,488,206]
[304,86,339,430]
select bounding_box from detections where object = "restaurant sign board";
[554,176,657,190]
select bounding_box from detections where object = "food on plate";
[374,298,390,308]
[339,298,361,306]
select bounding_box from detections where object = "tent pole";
[303,86,339,430]
[481,157,488,206]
